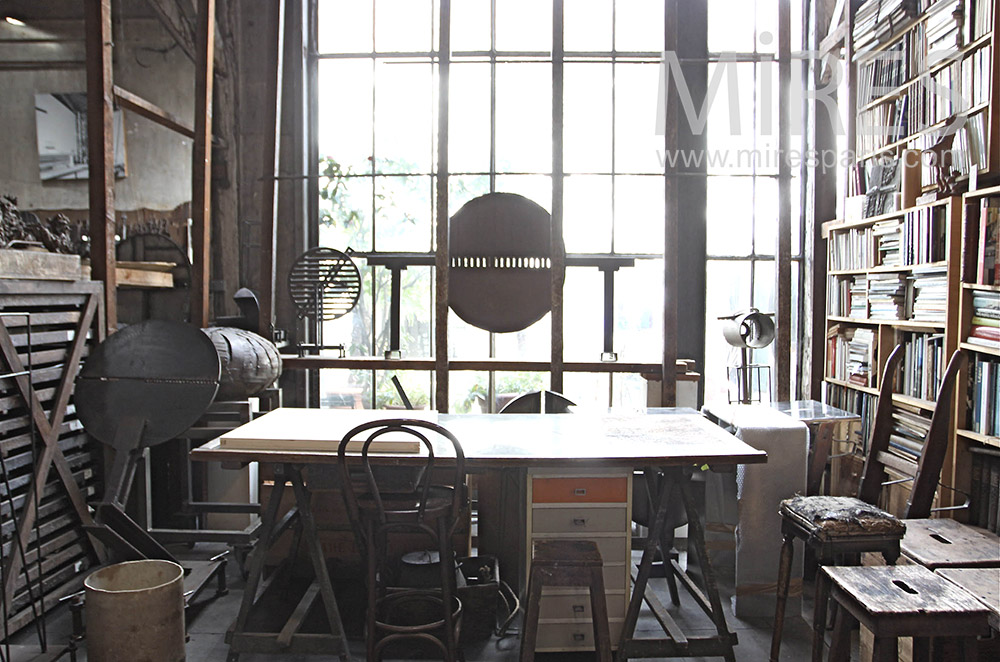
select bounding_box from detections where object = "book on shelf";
[968,354,999,436]
[868,272,909,319]
[908,265,948,322]
[969,446,1000,534]
[902,205,946,265]
[888,404,930,461]
[968,0,995,42]
[900,331,946,399]
[826,325,876,387]
[874,219,903,266]
[978,198,999,285]
[853,0,918,57]
[824,381,878,453]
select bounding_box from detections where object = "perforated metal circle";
[287,247,362,321]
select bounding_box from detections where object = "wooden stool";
[901,519,1000,569]
[819,565,990,662]
[520,539,612,662]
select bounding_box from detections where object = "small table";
[769,400,860,496]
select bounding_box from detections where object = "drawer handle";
[572,604,585,613]
[572,518,587,526]
[573,488,587,496]
[573,633,586,642]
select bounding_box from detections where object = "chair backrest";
[498,390,575,414]
[337,418,467,528]
[857,345,967,518]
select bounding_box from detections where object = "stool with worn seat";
[520,539,612,662]
[770,345,967,662]
[820,564,990,661]
[338,418,468,662]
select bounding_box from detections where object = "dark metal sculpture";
[287,246,361,356]
[203,326,282,400]
[449,192,564,333]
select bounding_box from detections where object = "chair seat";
[779,495,905,541]
[357,486,457,523]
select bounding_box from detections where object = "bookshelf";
[819,0,998,515]
[955,184,1000,532]
[821,196,963,507]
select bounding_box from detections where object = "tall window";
[312,0,798,410]
[701,0,803,404]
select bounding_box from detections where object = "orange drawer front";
[532,477,627,503]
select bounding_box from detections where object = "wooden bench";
[901,519,1000,569]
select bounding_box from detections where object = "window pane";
[617,258,663,362]
[496,64,551,173]
[614,176,664,253]
[565,63,612,173]
[375,61,432,173]
[565,0,613,52]
[705,61,756,175]
[494,175,552,212]
[374,176,432,251]
[755,61,779,175]
[450,175,490,212]
[319,59,373,174]
[448,310,489,358]
[613,373,650,410]
[449,63,492,173]
[756,0,778,54]
[754,176,778,256]
[615,63,662,174]
[374,0,432,52]
[708,0,756,53]
[376,371,433,409]
[564,373,611,409]
[318,0,373,53]
[564,175,612,253]
[449,371,489,413]
[496,0,552,52]
[706,177,752,256]
[615,0,664,52]
[494,318,550,361]
[451,0,491,52]
[752,259,776,400]
[321,368,370,408]
[495,372,548,406]
[319,175,373,252]
[564,267,605,361]
[703,260,752,405]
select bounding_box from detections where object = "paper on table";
[218,408,438,453]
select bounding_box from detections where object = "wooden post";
[776,0,792,400]
[435,0,451,411]
[661,0,679,407]
[551,0,565,394]
[191,0,216,328]
[257,0,286,339]
[84,0,117,333]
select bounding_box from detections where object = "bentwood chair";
[770,345,967,662]
[338,419,469,662]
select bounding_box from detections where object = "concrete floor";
[6,544,823,662]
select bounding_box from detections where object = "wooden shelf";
[859,101,991,162]
[957,428,1000,449]
[962,282,1000,293]
[829,261,950,276]
[826,316,947,330]
[892,392,937,412]
[824,377,880,396]
[965,184,1000,200]
[822,199,954,235]
[961,341,1000,357]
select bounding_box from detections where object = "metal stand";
[617,466,738,662]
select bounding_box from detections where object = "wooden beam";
[434,0,451,411]
[84,0,117,332]
[257,0,285,339]
[551,0,565,394]
[776,0,792,400]
[661,0,679,407]
[144,0,197,62]
[190,0,215,328]
[113,85,195,138]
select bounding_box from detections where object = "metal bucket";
[84,559,186,662]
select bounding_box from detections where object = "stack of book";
[925,0,963,66]
[874,219,902,266]
[826,325,876,386]
[853,0,919,57]
[968,354,999,436]
[830,226,875,270]
[968,0,995,41]
[857,40,910,105]
[829,276,850,317]
[868,273,908,319]
[824,382,878,452]
[902,205,945,265]
[968,293,1000,348]
[909,266,949,322]
[850,275,869,318]
[977,197,999,285]
[889,405,930,460]
[900,331,945,400]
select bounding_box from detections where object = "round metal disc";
[287,247,361,320]
[75,320,220,449]
[449,193,564,333]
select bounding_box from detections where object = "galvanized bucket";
[84,559,186,662]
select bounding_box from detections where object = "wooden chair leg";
[871,635,898,662]
[912,636,932,662]
[589,566,613,662]
[825,598,853,662]
[770,532,796,662]
[811,567,832,662]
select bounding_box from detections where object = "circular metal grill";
[288,247,362,321]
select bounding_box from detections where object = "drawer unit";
[526,469,632,652]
